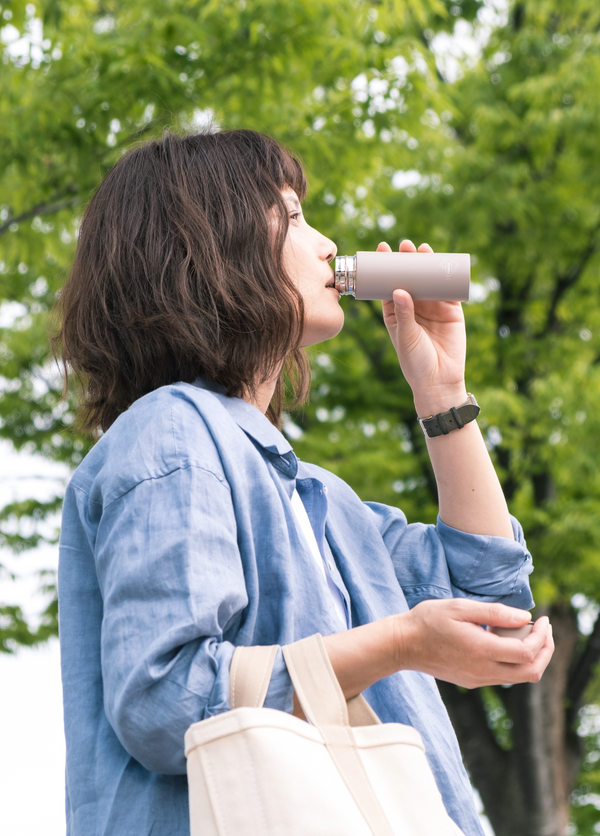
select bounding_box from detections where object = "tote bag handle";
[283,634,382,728]
[230,637,380,727]
[230,644,279,710]
[231,635,393,836]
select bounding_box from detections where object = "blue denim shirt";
[59,379,534,836]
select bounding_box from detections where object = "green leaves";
[4,0,600,827]
[3,0,600,624]
[0,0,451,649]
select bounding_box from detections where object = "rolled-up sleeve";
[93,463,290,776]
[364,501,534,611]
[436,515,534,609]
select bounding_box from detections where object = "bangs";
[263,140,307,201]
[210,130,307,203]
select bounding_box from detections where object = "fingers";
[451,639,554,689]
[519,622,548,659]
[529,624,554,682]
[389,289,420,347]
[522,617,553,666]
[522,616,550,656]
[451,600,545,665]
[477,619,554,685]
[396,239,432,253]
[399,239,416,252]
[488,625,547,665]
[378,239,432,255]
[401,600,555,689]
[390,288,414,317]
[530,615,550,635]
[381,299,395,322]
[441,601,553,683]
[449,599,532,629]
[490,625,554,687]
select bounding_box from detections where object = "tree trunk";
[438,604,581,836]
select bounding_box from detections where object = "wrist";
[390,611,418,673]
[413,383,468,418]
[323,617,404,698]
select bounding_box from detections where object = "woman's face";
[280,189,342,347]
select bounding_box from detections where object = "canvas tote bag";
[185,633,465,836]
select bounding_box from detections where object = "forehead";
[281,187,301,209]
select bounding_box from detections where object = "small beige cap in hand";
[489,622,534,641]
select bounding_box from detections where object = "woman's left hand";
[380,239,467,413]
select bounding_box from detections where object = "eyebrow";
[284,195,302,211]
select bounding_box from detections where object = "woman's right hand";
[322,599,554,699]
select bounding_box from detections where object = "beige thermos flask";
[334,252,471,301]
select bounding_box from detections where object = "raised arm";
[379,238,513,539]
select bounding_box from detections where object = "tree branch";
[0,189,80,237]
[0,120,161,240]
[542,228,600,335]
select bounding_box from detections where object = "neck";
[245,374,280,415]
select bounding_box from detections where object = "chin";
[301,311,345,347]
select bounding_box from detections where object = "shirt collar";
[192,376,297,478]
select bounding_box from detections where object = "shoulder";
[69,383,235,504]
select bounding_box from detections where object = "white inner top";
[290,489,347,630]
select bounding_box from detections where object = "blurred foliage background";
[3,0,600,832]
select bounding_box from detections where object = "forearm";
[379,239,513,540]
[318,600,552,703]
[414,385,513,539]
[322,617,399,700]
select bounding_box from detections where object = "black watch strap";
[418,394,480,438]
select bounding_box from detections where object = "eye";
[290,210,302,222]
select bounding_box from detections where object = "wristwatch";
[418,393,480,438]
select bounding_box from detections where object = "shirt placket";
[296,477,352,629]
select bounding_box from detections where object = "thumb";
[386,289,419,342]
[454,600,532,628]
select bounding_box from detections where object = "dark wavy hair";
[54,129,311,433]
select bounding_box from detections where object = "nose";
[320,233,337,263]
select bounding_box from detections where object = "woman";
[57,129,553,836]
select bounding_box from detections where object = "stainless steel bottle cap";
[334,255,357,296]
